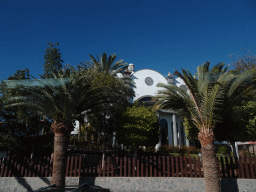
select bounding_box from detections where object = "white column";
[168,118,173,146]
[185,134,190,147]
[155,125,161,151]
[112,132,116,148]
[172,114,178,147]
[177,121,182,148]
[155,112,161,151]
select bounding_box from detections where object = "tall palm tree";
[79,53,135,136]
[80,52,134,88]
[80,52,127,76]
[80,53,135,166]
[153,62,256,192]
[4,65,114,189]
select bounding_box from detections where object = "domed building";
[72,63,192,150]
[115,64,191,150]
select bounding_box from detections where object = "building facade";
[73,64,191,150]
[119,64,190,150]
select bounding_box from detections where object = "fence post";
[132,156,136,176]
[171,156,175,177]
[154,156,157,177]
[193,157,197,178]
[162,156,166,177]
[225,157,230,178]
[248,157,255,179]
[107,156,110,177]
[70,156,74,177]
[244,156,250,178]
[119,156,122,177]
[149,156,152,177]
[128,156,131,177]
[189,157,193,177]
[145,156,148,177]
[179,156,184,177]
[229,156,235,178]
[124,156,126,177]
[166,156,169,177]
[136,157,140,177]
[220,157,225,178]
[198,157,202,178]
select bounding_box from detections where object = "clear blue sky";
[1,0,256,81]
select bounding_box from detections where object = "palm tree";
[80,53,135,166]
[80,52,127,76]
[4,65,114,189]
[80,52,134,89]
[153,62,256,192]
[80,53,134,139]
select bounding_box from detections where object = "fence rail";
[0,155,256,178]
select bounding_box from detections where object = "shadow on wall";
[80,177,110,191]
[15,177,33,191]
[221,178,239,192]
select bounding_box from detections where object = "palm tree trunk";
[50,132,69,189]
[50,120,72,190]
[198,129,220,192]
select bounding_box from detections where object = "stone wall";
[0,177,255,192]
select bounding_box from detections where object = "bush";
[156,144,201,155]
[188,146,201,154]
[144,146,155,153]
[216,145,228,155]
[70,135,79,145]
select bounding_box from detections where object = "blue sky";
[1,0,256,81]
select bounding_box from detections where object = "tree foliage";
[231,47,256,72]
[80,52,127,76]
[116,104,160,147]
[78,53,135,150]
[41,42,64,79]
[153,62,256,192]
[0,69,51,154]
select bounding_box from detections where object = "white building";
[122,64,190,150]
[73,63,192,150]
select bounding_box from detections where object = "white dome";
[131,69,167,102]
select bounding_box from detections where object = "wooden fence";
[0,155,256,178]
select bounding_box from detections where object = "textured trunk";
[50,120,72,190]
[198,129,220,192]
[134,146,138,171]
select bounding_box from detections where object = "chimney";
[166,72,174,84]
[123,68,131,78]
[128,63,135,73]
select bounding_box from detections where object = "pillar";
[112,132,116,148]
[172,114,178,147]
[168,119,173,146]
[177,121,181,148]
[185,135,190,147]
[155,112,161,152]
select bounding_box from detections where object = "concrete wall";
[0,177,255,192]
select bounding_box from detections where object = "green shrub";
[216,145,228,155]
[144,146,155,153]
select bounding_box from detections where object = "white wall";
[131,69,167,101]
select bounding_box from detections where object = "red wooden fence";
[1,155,256,178]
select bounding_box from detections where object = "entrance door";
[160,119,168,146]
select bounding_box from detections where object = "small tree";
[116,103,160,168]
[41,42,64,79]
[231,47,256,72]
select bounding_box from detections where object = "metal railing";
[34,184,56,192]
[71,182,89,192]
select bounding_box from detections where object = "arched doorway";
[159,119,168,146]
